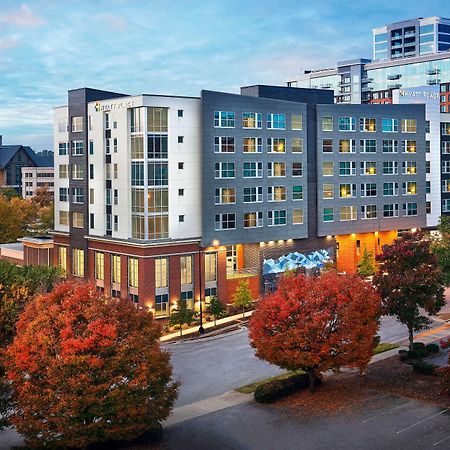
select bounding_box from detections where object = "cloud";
[0,36,18,50]
[96,13,127,31]
[0,4,45,27]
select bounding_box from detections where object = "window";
[339,139,355,153]
[215,213,236,230]
[105,164,112,180]
[402,140,416,153]
[293,209,304,224]
[443,161,450,174]
[267,113,286,129]
[104,113,110,129]
[131,189,145,213]
[89,164,94,180]
[267,138,286,153]
[244,212,263,228]
[147,107,168,132]
[215,187,236,204]
[58,118,68,133]
[242,112,262,128]
[214,136,235,153]
[59,187,68,202]
[178,162,184,170]
[214,111,235,128]
[425,121,430,133]
[215,162,235,179]
[360,161,376,176]
[58,142,68,155]
[339,183,357,198]
[361,204,377,219]
[178,188,184,196]
[114,189,118,205]
[72,164,83,180]
[322,139,333,153]
[180,255,193,285]
[322,162,334,176]
[95,252,104,281]
[292,185,303,200]
[90,213,94,229]
[205,252,217,282]
[340,206,357,221]
[426,141,430,153]
[132,216,145,239]
[360,118,376,132]
[323,183,334,199]
[71,116,83,132]
[148,135,168,158]
[426,181,431,194]
[155,294,169,318]
[73,187,84,204]
[403,181,417,195]
[268,186,286,202]
[292,162,303,177]
[178,109,184,117]
[268,210,287,226]
[403,203,418,216]
[402,161,416,175]
[59,210,69,226]
[105,138,111,155]
[73,249,84,277]
[178,136,184,144]
[322,116,333,131]
[243,137,262,153]
[148,215,168,239]
[383,161,398,175]
[131,136,144,159]
[155,257,168,288]
[243,186,262,203]
[292,114,303,130]
[360,140,376,153]
[339,161,356,176]
[442,123,450,135]
[383,182,399,196]
[128,257,138,288]
[443,180,450,193]
[323,208,334,222]
[72,212,84,228]
[401,119,417,133]
[243,162,263,178]
[382,140,398,153]
[383,204,399,218]
[338,117,356,131]
[442,142,450,154]
[59,164,68,178]
[443,199,450,213]
[267,162,286,177]
[382,118,398,132]
[426,161,431,174]
[178,215,184,223]
[148,188,168,212]
[148,162,168,186]
[58,247,67,276]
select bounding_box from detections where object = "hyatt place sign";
[95,100,134,112]
[399,90,439,100]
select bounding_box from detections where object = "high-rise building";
[52,85,426,316]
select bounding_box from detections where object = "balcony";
[404,31,416,38]
[391,34,403,40]
[361,86,374,92]
[427,78,441,85]
[361,77,373,83]
[320,83,332,89]
[387,74,401,80]
[388,83,402,89]
[427,68,440,75]
[404,51,416,57]
[391,43,403,49]
[338,80,351,86]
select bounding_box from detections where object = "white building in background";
[21,166,54,199]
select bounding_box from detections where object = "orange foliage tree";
[5,281,178,448]
[249,271,381,392]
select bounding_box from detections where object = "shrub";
[372,335,381,348]
[413,361,437,376]
[425,343,440,354]
[412,342,426,350]
[407,349,423,359]
[399,350,408,361]
[254,373,321,404]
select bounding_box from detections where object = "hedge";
[412,361,437,376]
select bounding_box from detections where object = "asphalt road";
[164,394,450,450]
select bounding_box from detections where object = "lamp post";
[198,240,220,334]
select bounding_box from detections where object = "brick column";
[87,249,95,282]
[169,255,181,309]
[139,258,155,312]
[217,249,228,303]
[120,255,128,299]
[193,251,202,306]
[104,253,111,294]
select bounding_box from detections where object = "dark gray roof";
[0,145,43,168]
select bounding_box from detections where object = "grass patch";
[373,342,399,355]
[236,371,302,394]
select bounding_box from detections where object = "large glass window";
[215,213,236,230]
[148,215,168,239]
[267,113,286,129]
[401,119,417,133]
[323,208,334,222]
[268,210,287,226]
[382,118,398,133]
[214,111,235,128]
[215,187,236,204]
[111,254,121,284]
[293,209,304,224]
[243,137,262,153]
[72,164,83,180]
[322,117,333,131]
[244,212,263,228]
[58,142,68,155]
[339,161,356,176]
[155,257,168,288]
[148,107,168,132]
[338,117,356,131]
[291,114,303,130]
[402,140,416,153]
[267,162,286,177]
[215,162,235,179]
[148,162,168,186]
[403,203,418,216]
[360,161,377,175]
[340,206,357,221]
[268,186,286,202]
[323,183,334,199]
[361,205,377,219]
[73,249,84,277]
[339,183,356,198]
[131,136,144,159]
[360,118,376,132]
[242,112,261,128]
[339,139,355,153]
[132,216,145,239]
[322,139,333,153]
[131,162,144,186]
[59,211,69,226]
[383,204,399,218]
[292,185,303,200]
[403,181,417,195]
[155,294,169,317]
[383,161,399,175]
[71,116,83,132]
[292,162,303,177]
[243,162,263,178]
[95,252,104,281]
[148,135,168,158]
[382,139,398,153]
[322,162,334,176]
[57,246,67,276]
[130,108,144,132]
[267,138,286,153]
[361,183,377,197]
[132,189,145,213]
[148,188,168,212]
[59,164,68,178]
[128,257,138,288]
[243,186,262,203]
[442,123,450,135]
[215,136,235,153]
[205,252,217,282]
[72,212,84,228]
[180,255,193,285]
[402,161,417,175]
[360,139,376,153]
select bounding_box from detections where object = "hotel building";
[53,85,426,316]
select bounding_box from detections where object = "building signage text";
[399,90,439,100]
[95,100,134,112]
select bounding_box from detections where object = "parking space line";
[396,408,449,434]
[361,400,414,423]
[434,434,450,446]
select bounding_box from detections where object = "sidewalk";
[160,310,254,342]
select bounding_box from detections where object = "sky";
[0,0,446,151]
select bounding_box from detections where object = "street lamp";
[198,240,220,334]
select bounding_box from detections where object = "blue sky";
[0,0,445,151]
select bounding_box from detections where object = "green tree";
[431,216,450,286]
[207,296,226,326]
[357,247,375,277]
[232,280,253,317]
[373,231,445,351]
[0,187,20,200]
[169,299,195,336]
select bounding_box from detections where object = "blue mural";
[263,249,332,275]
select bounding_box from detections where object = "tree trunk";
[242,306,245,318]
[180,326,183,337]
[307,368,316,393]
[214,317,217,327]
[408,326,414,351]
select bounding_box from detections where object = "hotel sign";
[399,90,439,100]
[95,100,134,112]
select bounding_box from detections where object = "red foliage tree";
[249,271,381,392]
[437,338,450,395]
[373,231,445,351]
[5,281,178,448]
